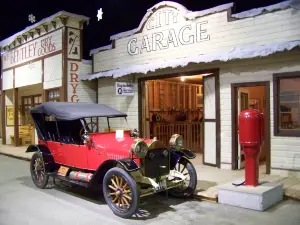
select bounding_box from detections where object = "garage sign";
[115,82,134,96]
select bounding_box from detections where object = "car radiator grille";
[142,148,170,178]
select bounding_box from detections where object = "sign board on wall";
[115,82,134,96]
[6,106,21,126]
[2,29,62,69]
[67,28,81,60]
[127,7,210,56]
[68,61,80,102]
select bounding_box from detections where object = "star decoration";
[28,14,36,23]
[97,8,103,21]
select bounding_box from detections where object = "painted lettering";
[127,21,210,55]
[146,9,179,30]
[71,83,79,94]
[70,62,79,72]
[69,62,80,102]
[127,38,139,55]
[178,25,194,45]
[71,95,79,102]
[70,73,79,82]
[196,21,210,42]
[152,32,167,51]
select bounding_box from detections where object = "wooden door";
[203,76,217,166]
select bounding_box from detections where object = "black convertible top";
[30,102,127,120]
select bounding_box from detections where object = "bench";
[10,125,35,145]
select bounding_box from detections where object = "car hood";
[89,132,167,157]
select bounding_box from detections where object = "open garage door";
[203,75,219,166]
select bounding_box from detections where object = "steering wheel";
[80,122,99,136]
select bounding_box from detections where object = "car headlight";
[131,139,148,158]
[169,134,183,150]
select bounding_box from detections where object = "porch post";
[13,88,19,146]
[1,90,6,144]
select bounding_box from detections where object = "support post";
[13,88,19,146]
[1,91,6,144]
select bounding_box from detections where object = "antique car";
[27,102,197,218]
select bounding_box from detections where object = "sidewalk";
[1,140,299,201]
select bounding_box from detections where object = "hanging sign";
[115,82,134,96]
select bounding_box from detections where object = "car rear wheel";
[169,160,197,197]
[30,151,49,189]
[103,167,139,218]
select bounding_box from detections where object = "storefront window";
[274,72,300,136]
[47,89,60,102]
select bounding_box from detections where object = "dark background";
[0,0,283,59]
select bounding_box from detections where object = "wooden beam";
[13,88,19,146]
[42,24,48,32]
[1,91,6,145]
[22,35,27,42]
[35,28,41,36]
[51,21,57,29]
[59,16,69,26]
[29,32,34,39]
[79,20,84,29]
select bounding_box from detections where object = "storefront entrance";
[139,69,220,167]
[231,82,271,174]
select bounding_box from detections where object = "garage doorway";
[138,69,220,167]
[231,82,271,174]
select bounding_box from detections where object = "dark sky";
[0,0,283,59]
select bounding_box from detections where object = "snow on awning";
[81,40,300,81]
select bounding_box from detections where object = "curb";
[0,152,31,162]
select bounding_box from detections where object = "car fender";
[170,149,196,169]
[26,144,56,172]
[90,159,139,186]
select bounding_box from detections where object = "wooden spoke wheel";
[169,160,197,197]
[103,168,139,218]
[30,151,49,189]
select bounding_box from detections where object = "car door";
[59,143,89,169]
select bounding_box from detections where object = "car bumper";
[131,169,187,197]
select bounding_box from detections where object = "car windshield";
[84,116,131,133]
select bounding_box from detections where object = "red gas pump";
[239,109,263,187]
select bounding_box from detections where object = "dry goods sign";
[115,82,134,96]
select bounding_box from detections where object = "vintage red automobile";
[27,102,197,218]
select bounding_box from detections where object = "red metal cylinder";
[238,109,261,187]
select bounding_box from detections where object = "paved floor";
[1,143,300,200]
[0,155,300,225]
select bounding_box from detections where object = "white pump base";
[217,181,283,211]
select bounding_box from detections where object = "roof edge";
[0,10,90,48]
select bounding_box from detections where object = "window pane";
[279,77,300,130]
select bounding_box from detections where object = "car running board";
[48,172,90,188]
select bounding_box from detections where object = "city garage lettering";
[127,21,210,55]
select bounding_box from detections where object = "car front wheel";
[169,160,197,197]
[103,167,140,218]
[30,151,49,189]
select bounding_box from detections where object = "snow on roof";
[82,59,92,64]
[232,0,300,19]
[81,40,300,81]
[0,11,90,48]
[89,44,112,56]
[109,2,234,41]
